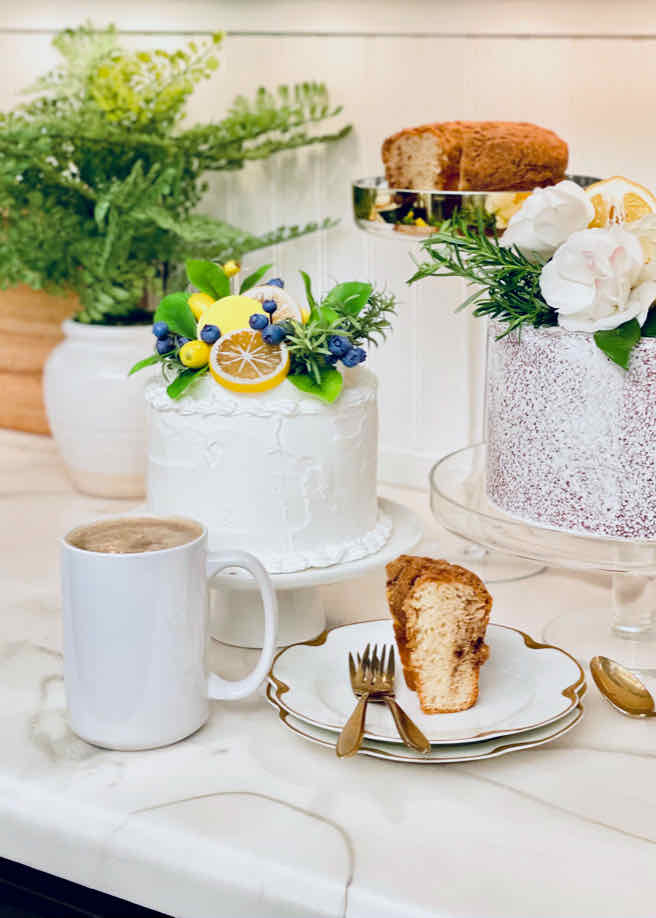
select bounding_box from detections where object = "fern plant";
[0,24,350,323]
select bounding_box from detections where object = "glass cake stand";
[430,443,656,671]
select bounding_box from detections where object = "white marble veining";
[2,428,656,917]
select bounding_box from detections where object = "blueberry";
[342,346,366,367]
[156,336,175,355]
[177,336,191,346]
[262,324,286,345]
[262,299,278,315]
[327,334,351,358]
[200,324,221,344]
[249,313,269,331]
[325,353,339,365]
[268,277,284,289]
[153,321,169,340]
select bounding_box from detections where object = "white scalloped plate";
[268,620,585,745]
[267,683,583,763]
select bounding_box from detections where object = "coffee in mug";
[66,516,203,554]
[61,514,278,750]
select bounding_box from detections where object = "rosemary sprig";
[408,211,557,334]
[339,289,397,344]
[283,286,397,385]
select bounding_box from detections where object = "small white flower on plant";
[539,224,656,332]
[501,180,595,262]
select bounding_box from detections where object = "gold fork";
[336,643,431,757]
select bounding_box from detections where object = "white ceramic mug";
[60,516,278,750]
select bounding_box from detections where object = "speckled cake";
[486,321,656,540]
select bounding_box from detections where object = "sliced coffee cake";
[386,555,492,714]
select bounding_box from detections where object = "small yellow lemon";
[222,260,240,278]
[197,294,265,338]
[179,339,210,368]
[188,292,215,320]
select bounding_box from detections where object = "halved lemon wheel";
[586,176,656,227]
[209,328,289,394]
[243,284,305,324]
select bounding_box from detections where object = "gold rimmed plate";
[267,683,583,763]
[268,620,585,745]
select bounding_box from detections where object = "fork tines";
[352,643,395,684]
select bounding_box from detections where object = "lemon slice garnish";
[586,176,656,227]
[209,329,289,394]
[242,285,304,324]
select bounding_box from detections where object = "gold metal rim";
[267,619,586,744]
[266,682,584,764]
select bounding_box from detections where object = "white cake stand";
[431,443,656,672]
[209,498,422,648]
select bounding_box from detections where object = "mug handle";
[205,550,278,700]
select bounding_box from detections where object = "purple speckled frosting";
[486,321,656,540]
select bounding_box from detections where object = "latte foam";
[66,517,203,554]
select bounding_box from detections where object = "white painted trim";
[4,0,656,37]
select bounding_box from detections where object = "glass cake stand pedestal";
[431,443,656,672]
[208,498,423,649]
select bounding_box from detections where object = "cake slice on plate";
[386,555,492,713]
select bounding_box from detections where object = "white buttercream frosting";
[145,368,392,572]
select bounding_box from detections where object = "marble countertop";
[3,429,656,918]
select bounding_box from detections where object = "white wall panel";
[1,4,655,487]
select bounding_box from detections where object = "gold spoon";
[590,655,656,718]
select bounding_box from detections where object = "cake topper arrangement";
[130,260,396,403]
[410,176,656,369]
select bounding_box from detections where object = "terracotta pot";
[0,285,79,434]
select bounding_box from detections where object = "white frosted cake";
[486,322,656,540]
[145,367,391,572]
[131,262,398,572]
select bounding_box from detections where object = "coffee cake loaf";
[386,555,492,714]
[382,121,568,191]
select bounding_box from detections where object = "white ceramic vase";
[44,320,154,498]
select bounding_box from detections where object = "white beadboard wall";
[3,1,656,488]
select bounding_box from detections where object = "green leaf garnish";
[319,305,341,324]
[154,292,198,340]
[128,353,160,376]
[239,263,272,294]
[185,259,230,300]
[641,308,656,337]
[166,366,208,399]
[322,282,373,316]
[300,270,317,310]
[594,319,641,370]
[288,367,343,403]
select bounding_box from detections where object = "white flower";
[501,180,595,262]
[540,225,656,332]
[624,214,656,282]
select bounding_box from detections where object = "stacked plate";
[267,620,585,763]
